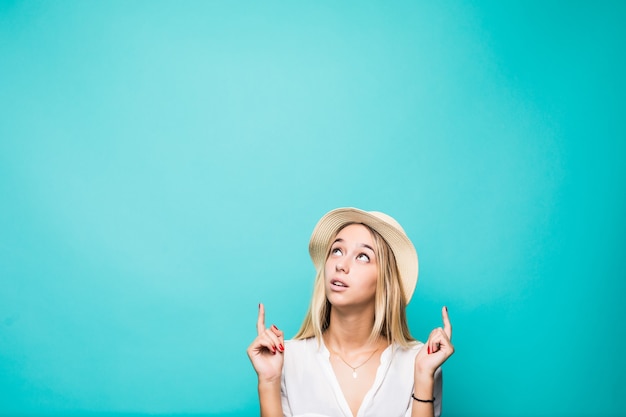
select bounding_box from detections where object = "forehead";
[333,223,376,247]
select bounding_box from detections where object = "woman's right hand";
[247,303,285,383]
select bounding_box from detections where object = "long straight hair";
[294,223,416,347]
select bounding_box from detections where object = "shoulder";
[389,341,425,361]
[395,340,424,353]
[284,337,322,357]
[285,337,317,349]
[282,338,324,378]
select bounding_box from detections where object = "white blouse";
[281,337,442,417]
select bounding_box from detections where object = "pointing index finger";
[442,306,452,339]
[257,303,266,335]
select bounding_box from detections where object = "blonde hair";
[294,223,416,347]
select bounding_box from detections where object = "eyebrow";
[332,238,375,253]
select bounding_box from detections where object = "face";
[324,224,379,308]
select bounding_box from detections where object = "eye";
[331,247,343,257]
[357,253,370,262]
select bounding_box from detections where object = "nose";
[336,259,349,273]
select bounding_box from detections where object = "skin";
[247,224,454,417]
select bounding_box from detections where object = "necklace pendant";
[352,370,357,379]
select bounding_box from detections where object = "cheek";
[363,266,379,287]
[324,259,333,275]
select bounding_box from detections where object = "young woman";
[247,208,454,417]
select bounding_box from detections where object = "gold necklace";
[331,347,380,379]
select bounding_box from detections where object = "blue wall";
[1,1,625,416]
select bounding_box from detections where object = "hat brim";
[308,207,418,304]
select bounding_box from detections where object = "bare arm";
[258,379,282,417]
[411,306,454,417]
[247,303,285,417]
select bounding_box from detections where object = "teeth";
[333,281,346,287]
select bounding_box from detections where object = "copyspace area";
[1,2,625,416]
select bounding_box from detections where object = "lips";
[330,278,348,288]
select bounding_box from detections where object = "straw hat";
[308,207,419,304]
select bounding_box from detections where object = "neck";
[324,306,381,352]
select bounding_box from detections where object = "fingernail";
[272,346,276,354]
[427,346,431,354]
[272,324,279,331]
[445,306,448,312]
[279,344,284,351]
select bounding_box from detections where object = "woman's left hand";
[414,306,454,377]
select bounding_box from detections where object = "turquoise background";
[1,1,625,416]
